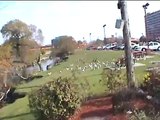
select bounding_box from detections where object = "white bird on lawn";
[78,67,82,70]
[82,69,85,72]
[70,64,74,67]
[48,72,52,76]
[70,68,73,71]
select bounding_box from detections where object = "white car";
[131,42,139,49]
[103,43,117,50]
[103,44,110,50]
[134,42,160,51]
[97,46,103,50]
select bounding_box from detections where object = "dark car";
[86,46,97,50]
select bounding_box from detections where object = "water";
[26,59,55,74]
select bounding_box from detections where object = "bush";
[28,76,89,120]
[40,49,45,55]
[140,69,160,96]
[100,67,126,94]
[129,109,160,120]
[112,87,147,115]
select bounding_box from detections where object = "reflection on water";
[26,59,55,74]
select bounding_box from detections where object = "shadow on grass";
[0,112,34,120]
[5,92,26,104]
[24,75,43,82]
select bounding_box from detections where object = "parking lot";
[86,41,160,52]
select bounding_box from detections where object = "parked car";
[116,44,125,50]
[134,41,160,51]
[97,46,103,50]
[103,43,117,50]
[103,44,110,50]
[131,42,139,49]
[86,46,97,50]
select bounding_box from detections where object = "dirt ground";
[69,95,152,120]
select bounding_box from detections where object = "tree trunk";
[36,55,43,71]
[37,62,43,71]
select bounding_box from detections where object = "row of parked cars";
[87,42,137,51]
[86,41,160,51]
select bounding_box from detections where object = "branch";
[15,73,29,80]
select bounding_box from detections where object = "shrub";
[28,76,89,120]
[40,49,45,55]
[140,69,160,96]
[129,109,160,120]
[100,66,126,94]
[112,87,147,115]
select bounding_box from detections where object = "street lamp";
[89,33,91,42]
[142,3,149,47]
[103,24,106,41]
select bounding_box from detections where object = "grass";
[0,50,160,120]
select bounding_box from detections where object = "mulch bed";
[69,95,155,120]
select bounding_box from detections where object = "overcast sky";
[0,1,159,45]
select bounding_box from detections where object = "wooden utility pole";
[117,0,135,88]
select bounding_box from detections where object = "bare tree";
[28,24,44,45]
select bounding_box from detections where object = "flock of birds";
[47,59,121,76]
[47,54,150,76]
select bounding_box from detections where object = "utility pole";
[117,0,135,88]
[103,24,106,41]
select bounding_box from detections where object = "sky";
[0,1,159,45]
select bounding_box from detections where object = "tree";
[139,35,147,43]
[77,40,83,44]
[28,24,44,45]
[1,19,32,58]
[116,37,124,45]
[51,36,77,58]
[51,36,64,49]
[0,44,12,61]
[95,39,104,46]
[0,19,44,82]
[19,39,40,64]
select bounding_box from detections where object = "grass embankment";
[0,50,159,120]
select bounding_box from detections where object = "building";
[146,10,160,40]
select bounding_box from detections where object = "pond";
[1,58,58,86]
[26,58,55,74]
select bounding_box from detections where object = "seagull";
[48,72,52,75]
[70,64,74,67]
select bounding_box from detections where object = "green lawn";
[0,50,160,120]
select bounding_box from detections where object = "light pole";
[103,24,106,41]
[142,3,149,47]
[89,33,91,42]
